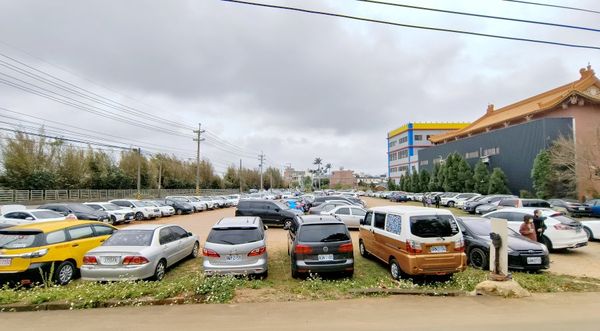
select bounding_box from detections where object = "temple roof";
[429,65,600,143]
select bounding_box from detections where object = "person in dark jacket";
[422,196,427,207]
[532,209,547,244]
[434,195,441,208]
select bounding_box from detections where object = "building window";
[398,150,409,159]
[414,135,422,141]
[465,151,479,159]
[420,160,429,166]
[399,136,408,144]
[483,147,500,156]
[388,140,397,148]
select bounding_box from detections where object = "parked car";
[164,196,206,212]
[84,202,134,225]
[309,200,352,215]
[359,206,466,280]
[81,224,199,281]
[109,200,161,220]
[455,194,482,209]
[389,192,410,203]
[226,195,241,206]
[482,208,588,250]
[463,195,515,214]
[475,201,502,214]
[203,217,268,277]
[311,196,361,208]
[235,199,297,228]
[196,196,217,210]
[0,208,66,227]
[39,203,111,223]
[287,215,354,278]
[145,200,176,217]
[498,198,552,209]
[0,221,117,285]
[457,217,549,271]
[324,205,367,229]
[548,199,592,218]
[164,199,195,215]
[580,219,600,240]
[586,199,600,218]
[443,193,479,208]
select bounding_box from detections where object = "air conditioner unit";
[480,155,490,164]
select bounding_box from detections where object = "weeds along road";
[137,197,600,278]
[4,292,600,331]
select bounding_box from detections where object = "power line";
[502,0,600,15]
[220,0,600,50]
[357,0,600,32]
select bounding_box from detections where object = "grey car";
[309,200,352,215]
[203,217,268,277]
[287,215,354,278]
[81,224,200,281]
[324,205,367,229]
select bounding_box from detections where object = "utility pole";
[269,173,273,190]
[136,148,141,198]
[239,159,243,193]
[157,162,162,198]
[258,151,265,191]
[193,123,205,194]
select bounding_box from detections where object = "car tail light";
[338,243,353,253]
[202,248,220,257]
[122,256,150,265]
[248,246,267,257]
[554,224,572,230]
[83,256,98,265]
[406,240,422,254]
[454,238,465,252]
[294,244,313,255]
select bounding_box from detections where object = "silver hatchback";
[203,217,268,277]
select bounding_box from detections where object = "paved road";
[4,292,600,331]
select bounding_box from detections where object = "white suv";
[482,208,588,250]
[84,202,134,224]
[109,199,161,221]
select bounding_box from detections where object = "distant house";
[330,169,356,188]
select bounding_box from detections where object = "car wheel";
[176,209,183,215]
[389,258,401,280]
[190,242,200,258]
[152,259,167,281]
[584,227,593,241]
[448,201,455,208]
[53,261,76,286]
[359,240,370,258]
[542,236,553,251]
[468,248,489,270]
[135,212,144,221]
[110,215,117,224]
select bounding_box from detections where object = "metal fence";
[0,189,239,204]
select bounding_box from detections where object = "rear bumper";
[402,253,467,276]
[295,258,354,273]
[203,258,268,275]
[508,254,550,270]
[81,263,155,281]
[0,262,54,284]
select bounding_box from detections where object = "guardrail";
[0,189,239,204]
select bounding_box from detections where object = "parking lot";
[128,197,600,279]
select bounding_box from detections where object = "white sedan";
[323,205,367,229]
[581,220,600,240]
[483,208,588,250]
[0,208,66,226]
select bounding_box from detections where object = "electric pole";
[239,159,243,193]
[136,147,141,198]
[157,162,162,198]
[258,151,265,191]
[193,123,205,194]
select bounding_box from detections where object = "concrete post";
[490,217,509,278]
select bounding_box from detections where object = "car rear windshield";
[31,210,63,219]
[207,228,263,245]
[68,204,96,213]
[0,232,43,249]
[299,224,350,242]
[410,215,460,238]
[104,230,153,246]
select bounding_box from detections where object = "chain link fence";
[0,189,239,204]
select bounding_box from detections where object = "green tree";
[457,158,474,192]
[387,178,398,191]
[488,168,511,194]
[410,171,421,192]
[442,153,462,192]
[531,150,553,199]
[428,163,443,191]
[403,174,412,192]
[419,169,430,192]
[473,161,490,195]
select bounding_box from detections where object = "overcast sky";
[0,0,598,176]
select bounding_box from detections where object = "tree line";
[0,131,284,190]
[389,152,511,195]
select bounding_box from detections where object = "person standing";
[532,209,547,244]
[519,215,537,241]
[434,195,441,208]
[422,195,427,207]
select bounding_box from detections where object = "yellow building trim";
[387,122,470,138]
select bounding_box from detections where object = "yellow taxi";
[0,220,117,285]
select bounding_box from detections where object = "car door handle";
[72,244,79,247]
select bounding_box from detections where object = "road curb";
[350,288,469,297]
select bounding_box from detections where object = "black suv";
[39,203,110,222]
[235,199,297,228]
[287,215,354,278]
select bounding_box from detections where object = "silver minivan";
[203,217,268,277]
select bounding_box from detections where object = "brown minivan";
[358,206,467,280]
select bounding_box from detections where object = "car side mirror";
[274,208,280,212]
[359,218,365,225]
[187,232,193,237]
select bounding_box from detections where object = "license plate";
[430,245,447,253]
[579,207,585,211]
[101,256,120,265]
[318,254,334,261]
[226,255,242,262]
[0,258,11,266]
[527,257,542,264]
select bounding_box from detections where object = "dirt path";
[4,292,600,331]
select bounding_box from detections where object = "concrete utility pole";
[258,151,265,191]
[239,159,243,193]
[136,148,141,197]
[193,123,205,194]
[157,162,162,198]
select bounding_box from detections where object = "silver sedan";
[324,205,367,229]
[81,224,200,281]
